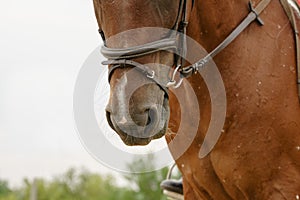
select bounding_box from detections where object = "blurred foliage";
[0,154,170,200]
[124,154,168,200]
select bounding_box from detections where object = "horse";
[93,0,300,199]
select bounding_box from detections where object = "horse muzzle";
[106,99,169,146]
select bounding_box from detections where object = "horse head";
[93,0,185,145]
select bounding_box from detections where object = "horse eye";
[98,29,106,44]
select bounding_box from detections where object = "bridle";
[99,0,192,94]
[99,0,273,95]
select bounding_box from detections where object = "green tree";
[124,154,168,200]
[0,153,170,200]
[0,180,19,200]
[0,180,10,196]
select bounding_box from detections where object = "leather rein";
[99,0,274,94]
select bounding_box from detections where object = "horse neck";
[172,0,264,137]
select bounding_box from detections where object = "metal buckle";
[166,65,183,88]
[146,70,155,79]
[249,1,264,26]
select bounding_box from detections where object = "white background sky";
[0,0,171,187]
[0,0,115,186]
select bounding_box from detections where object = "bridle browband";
[99,0,272,94]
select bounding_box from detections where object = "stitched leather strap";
[100,0,187,60]
[101,36,178,60]
[101,0,273,94]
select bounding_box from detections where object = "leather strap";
[100,0,187,60]
[181,0,272,77]
[101,0,192,95]
[101,36,178,60]
[103,59,169,94]
[280,0,300,101]
[101,0,273,94]
[255,0,272,13]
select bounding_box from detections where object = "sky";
[0,0,115,186]
[0,0,171,187]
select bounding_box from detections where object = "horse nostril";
[144,106,160,136]
[146,107,156,125]
[147,114,151,126]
